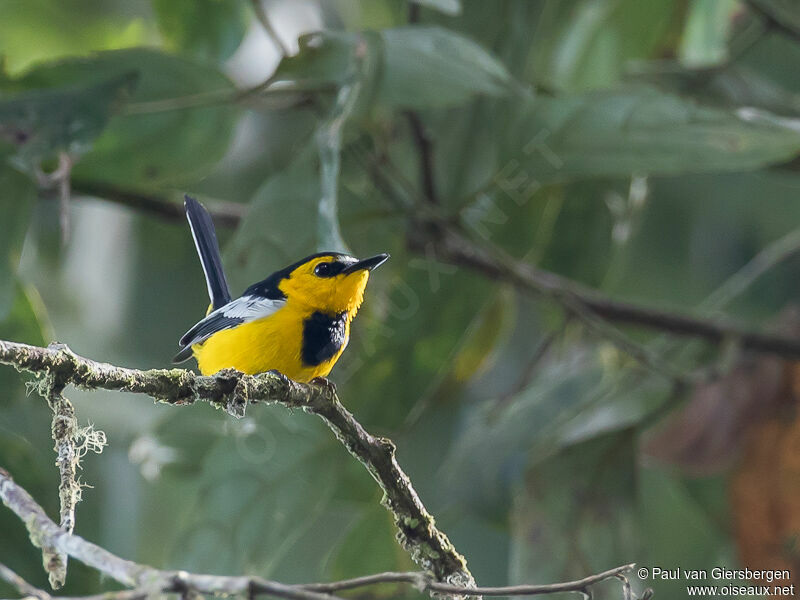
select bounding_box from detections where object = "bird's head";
[278,252,389,315]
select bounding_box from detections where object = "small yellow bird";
[173,196,388,381]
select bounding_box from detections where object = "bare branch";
[0,469,638,599]
[0,340,472,587]
[250,0,291,58]
[71,182,245,229]
[300,565,638,596]
[431,223,800,359]
[0,562,52,600]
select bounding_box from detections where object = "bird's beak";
[342,253,390,274]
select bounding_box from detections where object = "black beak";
[342,253,390,274]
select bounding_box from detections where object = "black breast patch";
[302,311,347,366]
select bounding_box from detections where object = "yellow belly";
[192,303,349,382]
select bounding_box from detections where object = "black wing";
[185,195,232,311]
[173,294,286,363]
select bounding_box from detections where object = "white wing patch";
[221,295,285,320]
[177,294,286,349]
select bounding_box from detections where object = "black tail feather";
[172,345,194,364]
[184,195,232,311]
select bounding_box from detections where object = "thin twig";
[0,562,52,600]
[250,0,291,57]
[699,225,800,314]
[0,340,472,587]
[492,330,559,414]
[300,564,636,596]
[0,469,636,599]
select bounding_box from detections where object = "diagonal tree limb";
[0,470,342,600]
[0,339,472,587]
[70,181,245,228]
[0,562,52,600]
[0,471,642,599]
[427,222,800,359]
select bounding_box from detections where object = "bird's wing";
[173,295,286,362]
[185,195,232,311]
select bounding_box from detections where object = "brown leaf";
[730,389,800,595]
[643,357,786,475]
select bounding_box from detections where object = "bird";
[173,195,389,382]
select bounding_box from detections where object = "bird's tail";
[184,195,232,312]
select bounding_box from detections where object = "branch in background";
[0,340,472,587]
[0,470,643,600]
[429,223,800,359]
[0,562,51,600]
[249,0,291,58]
[71,181,245,228]
[405,111,439,204]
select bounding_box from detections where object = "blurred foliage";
[2,1,800,599]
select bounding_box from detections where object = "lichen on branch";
[28,346,107,590]
[0,339,473,587]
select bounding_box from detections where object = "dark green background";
[2,1,800,599]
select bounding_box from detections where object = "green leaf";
[638,467,736,598]
[272,31,352,89]
[379,26,515,107]
[0,166,36,318]
[410,0,462,15]
[0,72,137,166]
[14,48,239,187]
[274,26,516,109]
[441,351,607,511]
[630,64,800,116]
[449,288,515,382]
[152,0,249,61]
[153,408,351,580]
[229,150,321,288]
[679,0,738,67]
[0,282,46,348]
[0,1,151,75]
[501,86,800,183]
[523,0,676,91]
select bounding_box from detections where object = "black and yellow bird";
[173,196,388,382]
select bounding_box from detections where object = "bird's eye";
[314,263,332,277]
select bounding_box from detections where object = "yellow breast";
[192,302,350,382]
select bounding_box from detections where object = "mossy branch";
[0,339,472,587]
